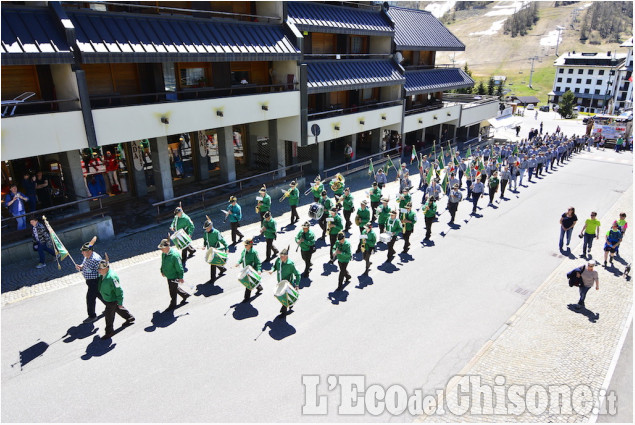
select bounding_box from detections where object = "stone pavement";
[419,183,633,422]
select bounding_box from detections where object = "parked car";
[539,105,549,112]
[526,104,535,110]
[582,115,596,124]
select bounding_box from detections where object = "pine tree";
[487,77,495,96]
[558,90,575,118]
[477,81,486,95]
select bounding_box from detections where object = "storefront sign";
[131,140,145,171]
[198,131,208,158]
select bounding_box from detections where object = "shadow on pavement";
[567,304,600,323]
[63,322,98,343]
[328,288,349,305]
[144,309,189,332]
[356,274,374,289]
[260,315,296,341]
[398,252,414,263]
[320,262,338,276]
[231,301,259,320]
[195,282,224,298]
[14,340,50,370]
[377,262,399,273]
[81,335,116,360]
[298,276,313,289]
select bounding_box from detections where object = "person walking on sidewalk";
[603,223,622,267]
[29,216,56,268]
[559,207,578,251]
[97,256,135,340]
[158,239,189,311]
[575,261,599,309]
[580,212,601,259]
[76,240,104,323]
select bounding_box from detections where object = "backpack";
[566,265,585,287]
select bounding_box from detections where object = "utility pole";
[555,26,565,57]
[528,56,538,89]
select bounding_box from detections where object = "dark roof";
[551,92,612,100]
[286,2,393,36]
[66,9,301,63]
[387,7,464,51]
[512,95,541,104]
[1,7,74,65]
[404,68,473,95]
[306,60,405,94]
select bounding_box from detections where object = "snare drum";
[379,232,393,243]
[170,229,192,250]
[308,202,324,220]
[274,280,299,308]
[238,266,262,290]
[205,247,228,266]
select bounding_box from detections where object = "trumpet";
[255,201,262,214]
[355,215,361,226]
[279,188,292,202]
[361,236,366,253]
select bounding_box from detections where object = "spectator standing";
[4,184,28,230]
[344,144,353,163]
[29,216,57,268]
[22,172,37,212]
[580,212,601,259]
[35,171,52,208]
[559,207,578,251]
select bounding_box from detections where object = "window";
[586,79,592,84]
[350,36,368,54]
[565,87,570,92]
[598,70,605,75]
[595,89,600,94]
[568,69,574,74]
[179,67,206,88]
[559,68,564,74]
[588,69,594,75]
[576,79,581,84]
[556,86,561,92]
[584,88,590,94]
[596,80,602,85]
[578,69,583,74]
[361,87,378,102]
[566,78,572,83]
[557,78,562,82]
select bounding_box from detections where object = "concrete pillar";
[452,125,457,144]
[150,136,174,201]
[349,133,357,159]
[324,140,331,163]
[49,64,80,112]
[312,142,324,174]
[190,131,209,182]
[437,124,443,143]
[371,129,382,153]
[217,126,236,183]
[416,128,424,145]
[268,120,286,177]
[59,149,90,213]
[127,141,147,197]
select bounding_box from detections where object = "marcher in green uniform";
[269,247,301,315]
[318,190,334,240]
[341,187,355,232]
[377,197,391,235]
[226,196,244,245]
[311,176,324,203]
[158,239,189,311]
[332,232,352,290]
[398,187,412,210]
[488,171,500,205]
[295,221,316,277]
[361,222,377,274]
[401,202,417,253]
[286,181,300,224]
[202,218,228,283]
[369,181,382,223]
[385,210,403,263]
[235,238,263,302]
[257,185,271,224]
[170,207,195,268]
[330,174,345,197]
[327,207,344,251]
[355,200,371,252]
[97,256,134,340]
[260,211,279,261]
[423,196,438,241]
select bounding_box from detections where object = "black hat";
[244,238,254,246]
[157,239,171,249]
[264,211,272,219]
[372,182,378,187]
[302,221,311,228]
[337,232,345,240]
[81,242,94,252]
[321,190,327,196]
[203,219,213,229]
[174,207,183,215]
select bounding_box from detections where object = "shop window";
[163,63,177,93]
[167,134,193,180]
[80,145,129,196]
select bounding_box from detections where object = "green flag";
[410,148,416,164]
[368,158,374,177]
[438,148,445,170]
[513,144,518,155]
[42,216,70,270]
[431,140,436,156]
[426,167,434,184]
[478,158,485,171]
[386,155,395,173]
[466,145,472,159]
[497,153,502,164]
[441,172,448,193]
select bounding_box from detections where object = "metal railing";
[0,98,80,118]
[151,161,312,215]
[405,101,446,116]
[1,195,108,229]
[308,99,402,120]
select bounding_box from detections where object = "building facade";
[612,38,633,114]
[1,1,497,222]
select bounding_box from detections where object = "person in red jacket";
[104,151,120,194]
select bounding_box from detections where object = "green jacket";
[369,188,382,203]
[356,207,370,227]
[332,239,351,263]
[262,218,277,239]
[402,211,417,231]
[273,258,301,287]
[311,183,324,198]
[489,177,499,189]
[320,196,333,211]
[398,194,412,209]
[424,201,437,218]
[98,269,124,305]
[377,204,391,225]
[328,214,344,235]
[330,180,344,196]
[227,203,242,223]
[238,248,261,272]
[295,229,316,252]
[259,194,271,212]
[362,228,377,248]
[171,213,194,236]
[287,188,300,206]
[342,194,354,211]
[386,217,403,234]
[161,248,184,280]
[203,228,228,250]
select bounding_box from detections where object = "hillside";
[408,1,633,104]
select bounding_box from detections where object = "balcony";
[442,94,500,127]
[403,102,460,133]
[305,101,402,144]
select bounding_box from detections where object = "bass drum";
[308,202,324,220]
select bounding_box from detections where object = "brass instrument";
[330,173,345,192]
[255,201,262,214]
[279,188,292,202]
[361,235,366,253]
[304,186,313,196]
[355,215,361,226]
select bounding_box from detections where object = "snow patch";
[540,30,561,47]
[469,19,506,36]
[423,1,457,19]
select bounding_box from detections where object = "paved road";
[597,322,633,423]
[1,147,632,422]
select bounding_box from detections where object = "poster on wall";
[198,131,208,158]
[131,140,145,171]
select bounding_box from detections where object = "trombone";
[279,188,292,202]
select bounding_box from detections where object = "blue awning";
[66,9,301,63]
[286,2,393,36]
[404,68,473,95]
[387,7,465,51]
[307,60,405,94]
[1,7,74,65]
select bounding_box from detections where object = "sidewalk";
[419,184,633,422]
